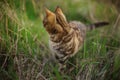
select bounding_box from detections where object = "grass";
[0,0,120,80]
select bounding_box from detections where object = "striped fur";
[43,7,108,71]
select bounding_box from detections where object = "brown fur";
[43,7,108,71]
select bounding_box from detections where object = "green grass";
[0,0,120,80]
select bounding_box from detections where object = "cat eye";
[52,29,58,34]
[43,19,48,27]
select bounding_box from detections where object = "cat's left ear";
[45,8,56,24]
[55,6,67,21]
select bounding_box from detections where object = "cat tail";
[87,22,109,30]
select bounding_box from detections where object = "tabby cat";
[43,7,108,71]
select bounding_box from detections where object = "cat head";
[43,8,64,35]
[43,7,69,35]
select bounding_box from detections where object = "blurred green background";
[0,0,120,80]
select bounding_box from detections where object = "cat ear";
[55,6,70,33]
[55,6,67,21]
[45,8,56,24]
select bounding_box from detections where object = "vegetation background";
[0,0,120,80]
